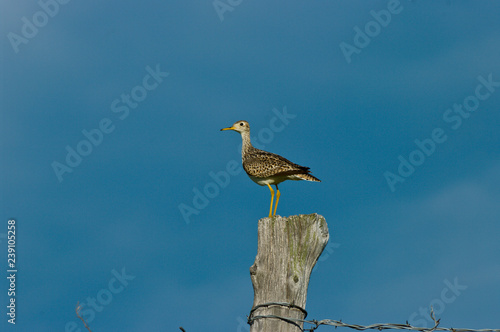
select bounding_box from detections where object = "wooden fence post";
[249,213,329,332]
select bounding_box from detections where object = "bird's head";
[220,120,250,134]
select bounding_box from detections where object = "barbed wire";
[75,302,92,332]
[248,305,500,332]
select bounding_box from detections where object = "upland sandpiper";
[221,120,320,218]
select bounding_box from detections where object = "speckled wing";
[242,150,310,178]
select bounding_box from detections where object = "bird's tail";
[295,173,321,182]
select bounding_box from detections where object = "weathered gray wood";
[249,213,329,332]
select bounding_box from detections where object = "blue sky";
[1,0,500,331]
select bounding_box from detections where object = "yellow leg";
[266,183,274,218]
[273,186,280,216]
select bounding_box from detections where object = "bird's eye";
[240,123,244,126]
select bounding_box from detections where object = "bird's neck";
[240,131,253,156]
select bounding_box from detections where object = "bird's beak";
[220,126,235,131]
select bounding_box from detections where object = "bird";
[220,120,320,218]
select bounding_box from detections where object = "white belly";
[248,174,302,186]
